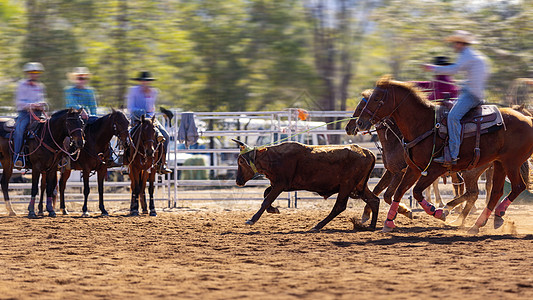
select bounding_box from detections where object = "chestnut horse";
[56,110,130,216]
[355,76,533,233]
[125,115,162,216]
[0,109,85,218]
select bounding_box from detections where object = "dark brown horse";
[55,110,130,216]
[126,115,162,216]
[0,109,85,218]
[355,76,533,233]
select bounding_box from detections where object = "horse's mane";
[50,109,72,121]
[376,75,434,109]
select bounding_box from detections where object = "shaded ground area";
[0,203,532,299]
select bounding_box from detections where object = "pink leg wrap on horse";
[419,199,445,220]
[475,207,492,227]
[387,201,400,221]
[495,198,512,217]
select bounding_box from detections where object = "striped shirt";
[432,47,489,100]
[15,79,46,111]
[65,86,98,116]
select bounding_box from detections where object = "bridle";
[356,85,412,128]
[128,120,159,167]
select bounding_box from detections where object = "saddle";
[436,100,505,168]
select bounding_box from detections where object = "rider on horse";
[423,30,489,165]
[127,71,171,174]
[13,62,47,169]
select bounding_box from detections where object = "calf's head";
[232,139,261,186]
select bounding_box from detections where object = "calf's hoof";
[245,219,255,225]
[266,206,280,214]
[494,215,504,229]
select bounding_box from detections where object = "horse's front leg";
[38,173,46,216]
[147,169,157,216]
[0,159,16,216]
[129,166,140,216]
[411,170,446,222]
[383,167,422,232]
[45,170,57,217]
[97,168,108,216]
[139,170,150,214]
[58,168,71,215]
[28,172,40,218]
[81,170,91,217]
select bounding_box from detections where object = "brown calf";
[233,140,380,231]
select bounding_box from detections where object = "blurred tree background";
[0,0,531,112]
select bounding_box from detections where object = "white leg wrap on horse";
[475,207,492,227]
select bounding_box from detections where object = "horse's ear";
[151,115,156,122]
[111,107,116,113]
[361,89,373,98]
[141,114,146,122]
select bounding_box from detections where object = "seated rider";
[413,56,459,101]
[126,71,172,174]
[423,30,489,165]
[13,62,47,169]
[65,67,120,168]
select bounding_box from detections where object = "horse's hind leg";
[468,161,506,234]
[129,167,141,216]
[81,171,91,217]
[445,166,485,227]
[139,170,150,214]
[44,171,57,217]
[147,170,157,216]
[492,161,527,229]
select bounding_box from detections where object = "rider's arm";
[65,87,81,110]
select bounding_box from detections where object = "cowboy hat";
[131,71,156,81]
[445,30,479,44]
[67,67,92,82]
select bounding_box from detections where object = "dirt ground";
[0,199,532,300]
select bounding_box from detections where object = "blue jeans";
[447,88,483,159]
[13,111,30,161]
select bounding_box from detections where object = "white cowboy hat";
[67,67,92,82]
[445,30,479,44]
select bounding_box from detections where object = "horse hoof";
[48,211,56,218]
[442,206,451,217]
[382,220,395,232]
[467,225,480,234]
[434,209,446,222]
[149,211,157,217]
[101,212,109,217]
[8,211,16,217]
[61,209,69,216]
[309,227,320,233]
[27,212,37,219]
[406,210,413,219]
[142,210,149,215]
[82,212,90,218]
[130,211,139,217]
[245,219,255,225]
[38,211,44,217]
[494,215,505,229]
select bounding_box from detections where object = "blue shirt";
[15,79,46,111]
[432,47,489,100]
[127,85,158,120]
[65,86,98,116]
